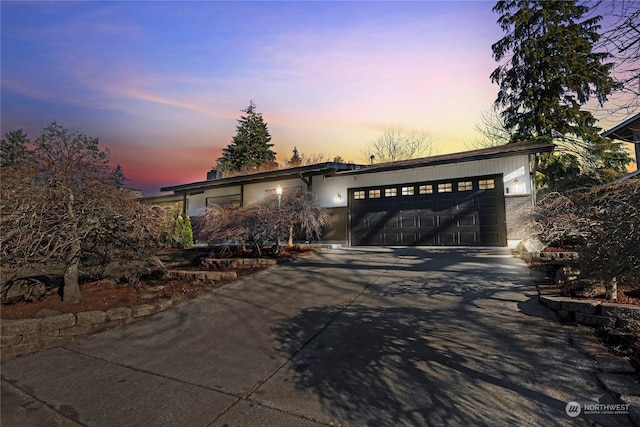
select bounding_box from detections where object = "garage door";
[350,175,506,246]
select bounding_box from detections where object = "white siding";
[313,154,532,208]
[184,154,533,218]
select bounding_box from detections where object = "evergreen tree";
[491,0,631,180]
[110,164,126,188]
[289,147,302,167]
[1,129,29,167]
[217,101,277,174]
[181,216,194,248]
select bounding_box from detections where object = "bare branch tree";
[362,127,435,163]
[200,190,330,254]
[467,108,514,150]
[517,179,640,284]
[591,0,640,117]
[1,123,165,303]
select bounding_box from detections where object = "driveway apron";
[1,247,631,426]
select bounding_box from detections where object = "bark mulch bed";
[1,245,319,320]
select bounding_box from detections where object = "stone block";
[1,318,42,335]
[557,310,573,322]
[19,333,40,344]
[222,271,237,281]
[0,334,23,347]
[561,300,599,315]
[154,300,173,312]
[601,303,640,320]
[132,304,156,318]
[40,313,76,331]
[206,272,223,281]
[106,307,132,321]
[76,310,107,325]
[575,313,616,329]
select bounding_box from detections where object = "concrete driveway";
[1,247,632,426]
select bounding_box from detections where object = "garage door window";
[479,179,495,189]
[354,190,365,200]
[419,184,433,194]
[458,181,473,191]
[402,186,414,196]
[369,189,381,198]
[385,188,398,197]
[438,183,453,193]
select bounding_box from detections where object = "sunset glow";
[1,1,630,194]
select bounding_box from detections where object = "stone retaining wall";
[200,258,277,270]
[1,299,175,362]
[539,295,640,329]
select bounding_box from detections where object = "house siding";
[161,152,538,245]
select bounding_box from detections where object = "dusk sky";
[0,1,629,195]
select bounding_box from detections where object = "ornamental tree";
[1,123,164,303]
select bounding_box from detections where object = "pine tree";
[491,0,631,181]
[289,147,302,167]
[1,129,29,167]
[217,101,277,174]
[110,164,126,188]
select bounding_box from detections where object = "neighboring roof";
[161,162,361,193]
[337,140,555,176]
[602,112,640,142]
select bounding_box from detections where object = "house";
[153,140,554,247]
[602,111,640,168]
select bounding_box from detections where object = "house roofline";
[160,162,361,193]
[337,140,554,176]
[602,112,640,139]
[159,140,554,194]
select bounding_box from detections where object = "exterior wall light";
[512,177,520,192]
[335,193,342,203]
[276,185,282,209]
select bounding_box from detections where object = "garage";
[350,174,507,246]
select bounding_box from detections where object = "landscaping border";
[539,295,640,329]
[1,299,175,362]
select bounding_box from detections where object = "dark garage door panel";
[350,175,507,246]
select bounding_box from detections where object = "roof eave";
[160,162,360,193]
[602,112,640,139]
